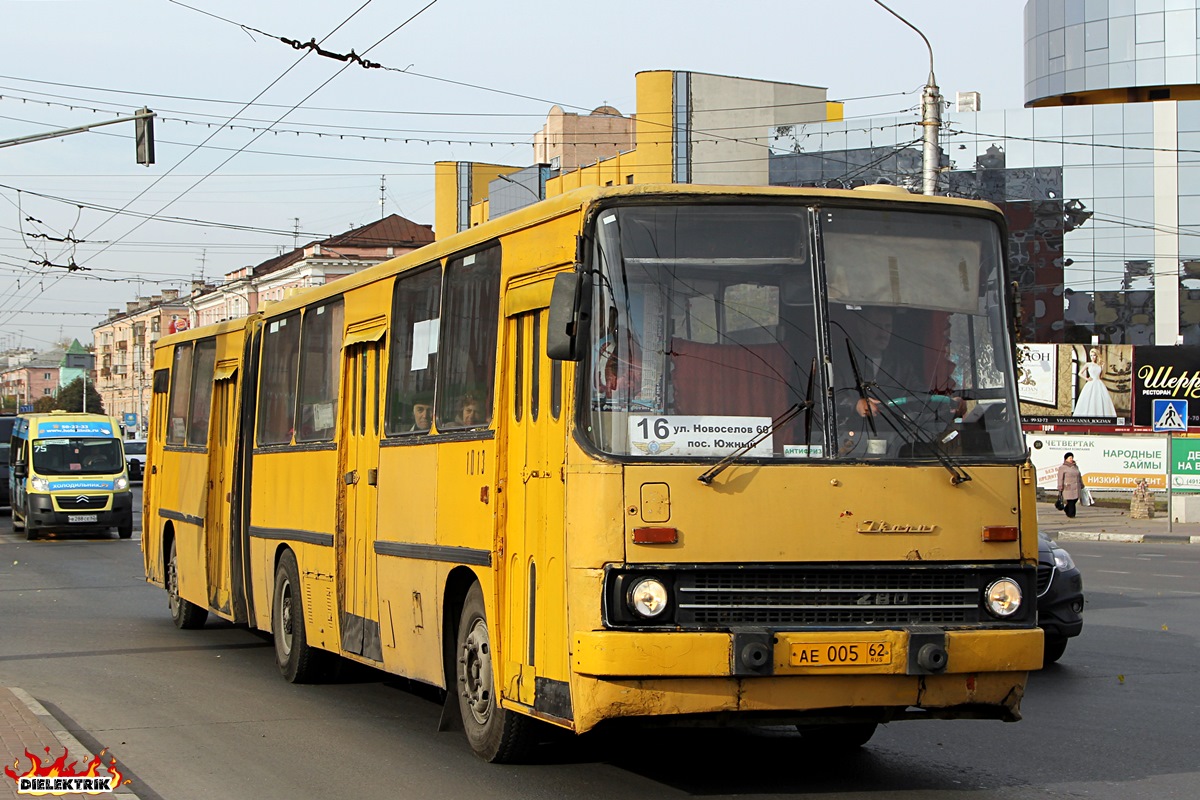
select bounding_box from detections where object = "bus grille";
[675,569,981,627]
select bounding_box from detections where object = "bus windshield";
[32,437,125,476]
[582,202,1024,462]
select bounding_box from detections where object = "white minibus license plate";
[68,514,98,524]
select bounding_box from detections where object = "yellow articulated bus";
[144,184,1042,761]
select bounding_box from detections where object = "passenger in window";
[595,334,652,411]
[454,392,488,428]
[410,392,433,432]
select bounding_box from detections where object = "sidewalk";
[1037,500,1200,544]
[1,688,139,798]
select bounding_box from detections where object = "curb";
[1054,531,1200,544]
[6,689,141,799]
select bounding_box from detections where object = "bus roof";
[158,182,1006,339]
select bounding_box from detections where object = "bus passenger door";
[338,339,383,661]
[205,372,237,615]
[502,306,567,711]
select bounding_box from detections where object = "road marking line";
[1097,569,1130,574]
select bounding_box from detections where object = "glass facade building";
[771,0,1200,346]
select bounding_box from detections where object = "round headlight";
[628,577,669,619]
[115,476,129,491]
[31,477,50,492]
[984,578,1023,618]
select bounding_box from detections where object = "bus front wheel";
[456,582,534,763]
[167,538,208,629]
[272,549,329,683]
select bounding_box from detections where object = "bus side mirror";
[13,462,27,479]
[546,271,589,361]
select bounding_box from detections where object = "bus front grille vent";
[675,568,983,627]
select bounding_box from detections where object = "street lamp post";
[874,0,942,195]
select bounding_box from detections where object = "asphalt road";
[1,492,1197,799]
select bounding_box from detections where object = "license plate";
[789,642,892,667]
[68,514,98,524]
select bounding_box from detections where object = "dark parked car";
[125,439,147,481]
[1037,532,1084,665]
[0,414,15,509]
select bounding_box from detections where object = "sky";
[0,0,1026,349]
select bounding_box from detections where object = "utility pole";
[874,1,941,195]
[379,175,386,220]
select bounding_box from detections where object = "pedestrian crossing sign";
[1152,399,1188,432]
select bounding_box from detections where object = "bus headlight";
[983,578,1023,618]
[627,577,669,619]
[31,477,50,492]
[115,476,129,491]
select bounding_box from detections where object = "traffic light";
[135,107,155,166]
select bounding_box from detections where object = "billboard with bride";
[1019,344,1133,425]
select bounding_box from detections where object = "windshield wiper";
[698,402,804,486]
[864,382,972,486]
[841,336,971,486]
[845,339,878,437]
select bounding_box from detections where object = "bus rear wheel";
[272,549,329,683]
[167,538,208,629]
[456,582,533,763]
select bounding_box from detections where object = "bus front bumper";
[565,628,1042,732]
[27,493,133,532]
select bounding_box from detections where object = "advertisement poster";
[1132,345,1200,428]
[1170,436,1200,492]
[1015,343,1057,406]
[1020,343,1133,425]
[1026,433,1166,490]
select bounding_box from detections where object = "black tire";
[1043,635,1068,666]
[272,549,330,683]
[798,722,878,750]
[167,538,208,629]
[22,504,37,541]
[117,525,133,539]
[456,582,534,762]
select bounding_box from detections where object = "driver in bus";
[830,305,963,454]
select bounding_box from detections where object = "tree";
[33,395,57,413]
[54,377,105,414]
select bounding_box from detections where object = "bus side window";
[385,264,441,436]
[167,343,193,445]
[436,246,500,431]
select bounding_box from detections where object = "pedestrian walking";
[1057,452,1084,518]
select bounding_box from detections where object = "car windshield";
[31,437,125,476]
[581,201,1024,463]
[124,440,146,455]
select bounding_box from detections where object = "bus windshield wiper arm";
[845,339,878,437]
[698,403,804,486]
[865,383,972,486]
